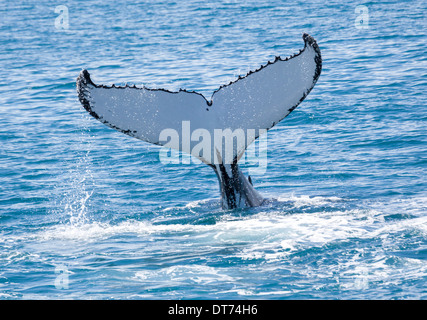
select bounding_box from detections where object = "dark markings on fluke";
[77,33,322,210]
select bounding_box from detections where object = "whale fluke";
[77,33,322,209]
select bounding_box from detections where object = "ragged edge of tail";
[76,69,100,120]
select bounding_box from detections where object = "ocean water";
[0,0,426,299]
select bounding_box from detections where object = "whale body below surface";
[76,33,322,210]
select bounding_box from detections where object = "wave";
[34,195,426,253]
[2,194,425,299]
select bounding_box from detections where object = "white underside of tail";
[77,34,322,166]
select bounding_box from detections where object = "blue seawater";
[0,0,426,299]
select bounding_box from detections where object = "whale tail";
[77,33,322,209]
